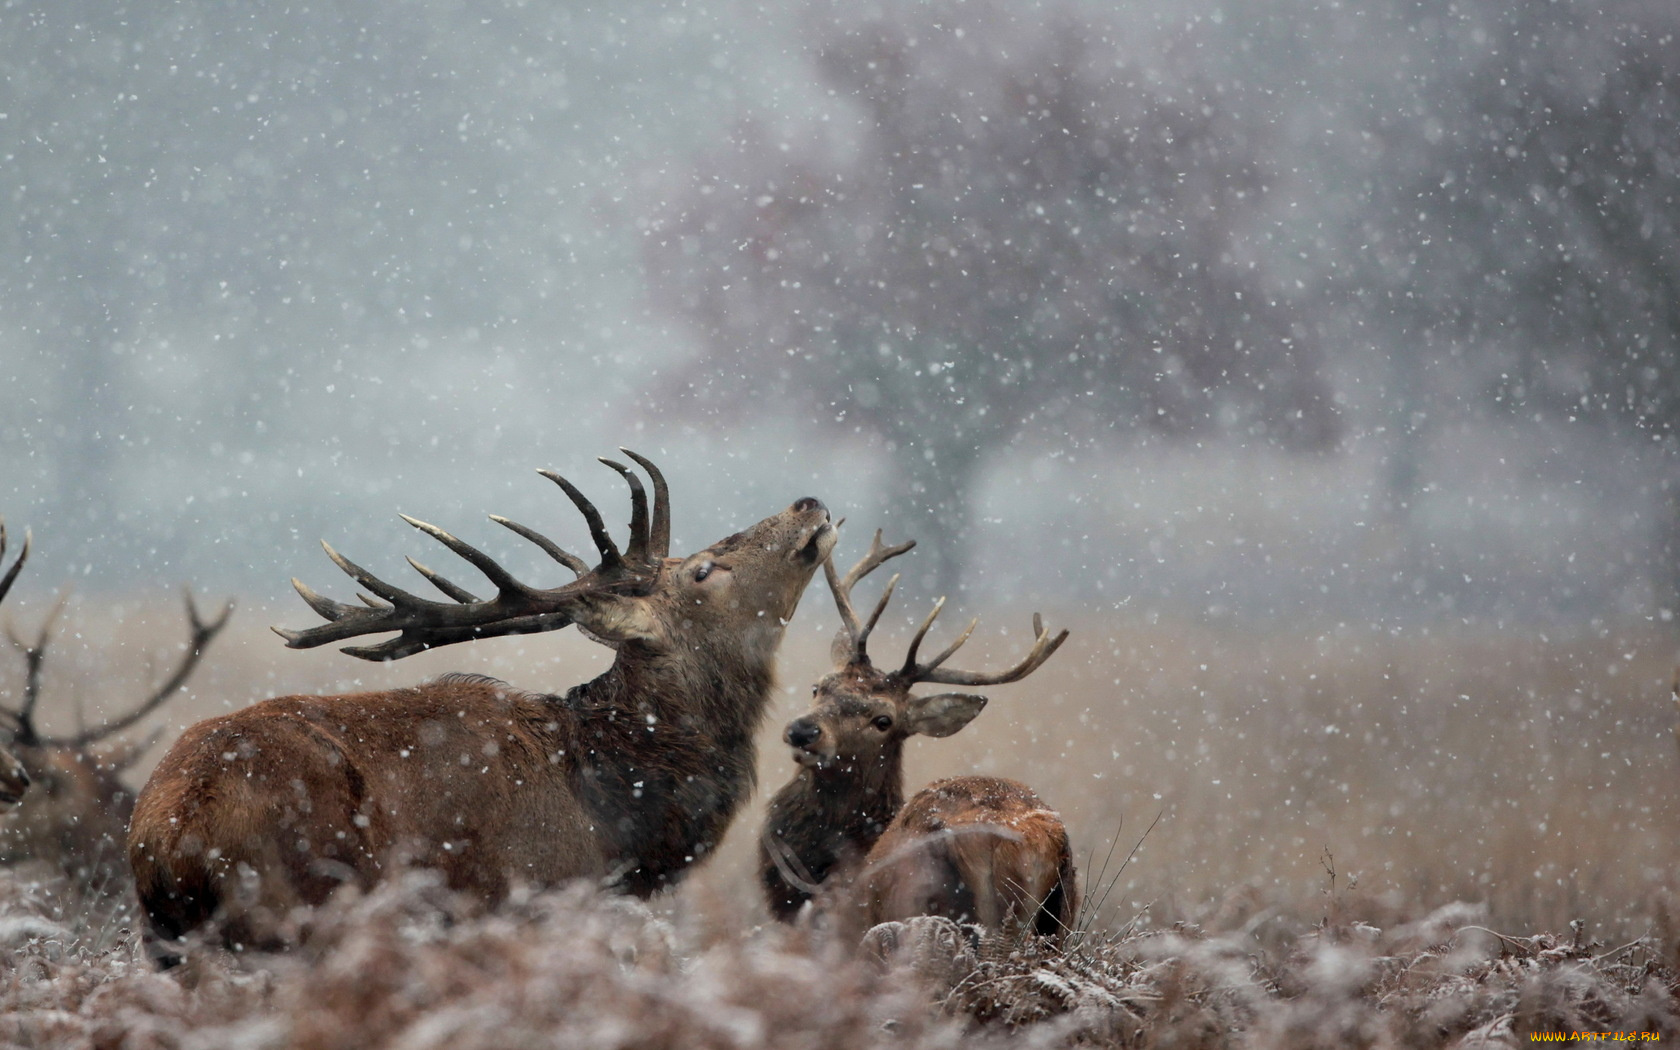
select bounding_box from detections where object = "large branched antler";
[822,528,1069,686]
[0,518,233,748]
[48,591,234,748]
[1,594,65,747]
[824,529,916,667]
[897,608,1069,687]
[275,449,672,661]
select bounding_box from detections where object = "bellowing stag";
[129,451,834,960]
[0,519,232,889]
[760,532,1077,943]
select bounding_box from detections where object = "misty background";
[2,0,1677,632]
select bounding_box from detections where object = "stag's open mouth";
[793,517,836,565]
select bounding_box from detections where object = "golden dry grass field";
[7,594,1675,938]
[3,592,1677,1046]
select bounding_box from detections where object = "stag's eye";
[872,715,893,731]
[693,560,714,582]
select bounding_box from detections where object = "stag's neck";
[564,631,782,747]
[550,631,783,897]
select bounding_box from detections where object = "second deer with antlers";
[759,532,1078,944]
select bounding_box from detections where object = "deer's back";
[128,676,599,945]
[861,775,1078,939]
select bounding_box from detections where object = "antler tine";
[841,530,917,594]
[899,596,946,675]
[825,530,915,665]
[597,458,650,564]
[283,577,359,624]
[489,516,589,575]
[322,539,431,607]
[274,540,435,651]
[618,449,670,559]
[822,554,860,643]
[406,557,481,603]
[913,613,1071,687]
[187,589,237,641]
[51,590,235,748]
[538,470,622,568]
[400,515,539,599]
[857,573,901,655]
[5,592,68,745]
[276,532,548,654]
[914,614,981,677]
[0,521,29,607]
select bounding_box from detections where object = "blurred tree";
[0,1,575,556]
[1357,0,1680,588]
[644,1,1339,594]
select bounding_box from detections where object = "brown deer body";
[0,519,232,888]
[759,533,1077,944]
[861,776,1076,940]
[130,453,834,957]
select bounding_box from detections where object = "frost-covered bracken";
[4,868,1677,1049]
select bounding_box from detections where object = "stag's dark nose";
[785,718,822,749]
[792,497,825,514]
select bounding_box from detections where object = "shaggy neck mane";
[549,628,786,896]
[567,629,782,743]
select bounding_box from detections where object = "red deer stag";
[759,532,1077,944]
[0,518,232,888]
[129,451,834,960]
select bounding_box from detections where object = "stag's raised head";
[594,494,834,661]
[783,531,1067,777]
[276,450,833,664]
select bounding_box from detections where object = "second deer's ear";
[902,692,988,738]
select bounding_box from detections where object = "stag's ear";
[902,692,988,738]
[572,596,665,650]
